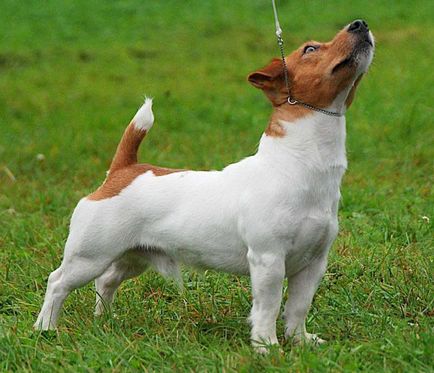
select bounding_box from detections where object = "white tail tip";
[133,97,154,131]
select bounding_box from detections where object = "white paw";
[33,319,57,331]
[94,304,105,317]
[305,333,326,345]
[254,345,271,354]
[288,332,326,346]
[252,339,282,354]
[94,308,104,317]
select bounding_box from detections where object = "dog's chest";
[284,166,343,272]
[245,165,340,277]
[252,118,347,272]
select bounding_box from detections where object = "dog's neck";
[257,107,348,171]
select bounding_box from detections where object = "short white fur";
[133,97,154,131]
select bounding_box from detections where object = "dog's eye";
[303,45,318,54]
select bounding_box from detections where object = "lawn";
[0,0,433,371]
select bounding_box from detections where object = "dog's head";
[248,20,374,111]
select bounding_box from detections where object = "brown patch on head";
[249,29,357,109]
[247,59,313,137]
[248,58,289,107]
[285,30,357,109]
[249,24,372,134]
[87,163,185,201]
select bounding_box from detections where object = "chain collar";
[271,0,344,118]
[286,96,344,117]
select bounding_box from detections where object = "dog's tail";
[109,98,154,173]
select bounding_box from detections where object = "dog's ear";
[248,58,283,88]
[247,58,289,106]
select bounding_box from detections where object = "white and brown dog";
[35,20,374,351]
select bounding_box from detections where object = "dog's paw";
[253,345,284,355]
[33,319,57,331]
[254,345,270,354]
[94,305,105,317]
[288,332,326,346]
[303,333,326,345]
[252,339,283,354]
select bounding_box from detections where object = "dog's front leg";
[247,248,285,353]
[283,253,328,345]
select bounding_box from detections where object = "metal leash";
[271,0,343,117]
[271,0,291,100]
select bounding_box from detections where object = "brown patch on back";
[87,163,185,201]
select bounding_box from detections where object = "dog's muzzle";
[348,19,374,48]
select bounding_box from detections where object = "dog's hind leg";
[95,248,181,316]
[34,229,126,330]
[94,250,149,316]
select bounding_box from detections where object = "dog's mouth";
[331,56,353,74]
[363,34,374,47]
[332,34,374,75]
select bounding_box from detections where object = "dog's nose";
[348,19,369,33]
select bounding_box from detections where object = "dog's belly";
[123,169,251,274]
[175,244,250,275]
[139,209,250,275]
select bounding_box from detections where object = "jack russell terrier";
[35,20,374,352]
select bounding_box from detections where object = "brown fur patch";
[265,122,286,137]
[285,29,357,109]
[87,117,185,201]
[109,123,147,172]
[265,105,313,137]
[248,58,289,107]
[87,163,185,201]
[249,26,366,137]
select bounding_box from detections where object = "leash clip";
[287,97,298,105]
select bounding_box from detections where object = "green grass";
[1,0,433,371]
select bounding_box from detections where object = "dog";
[34,20,374,352]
